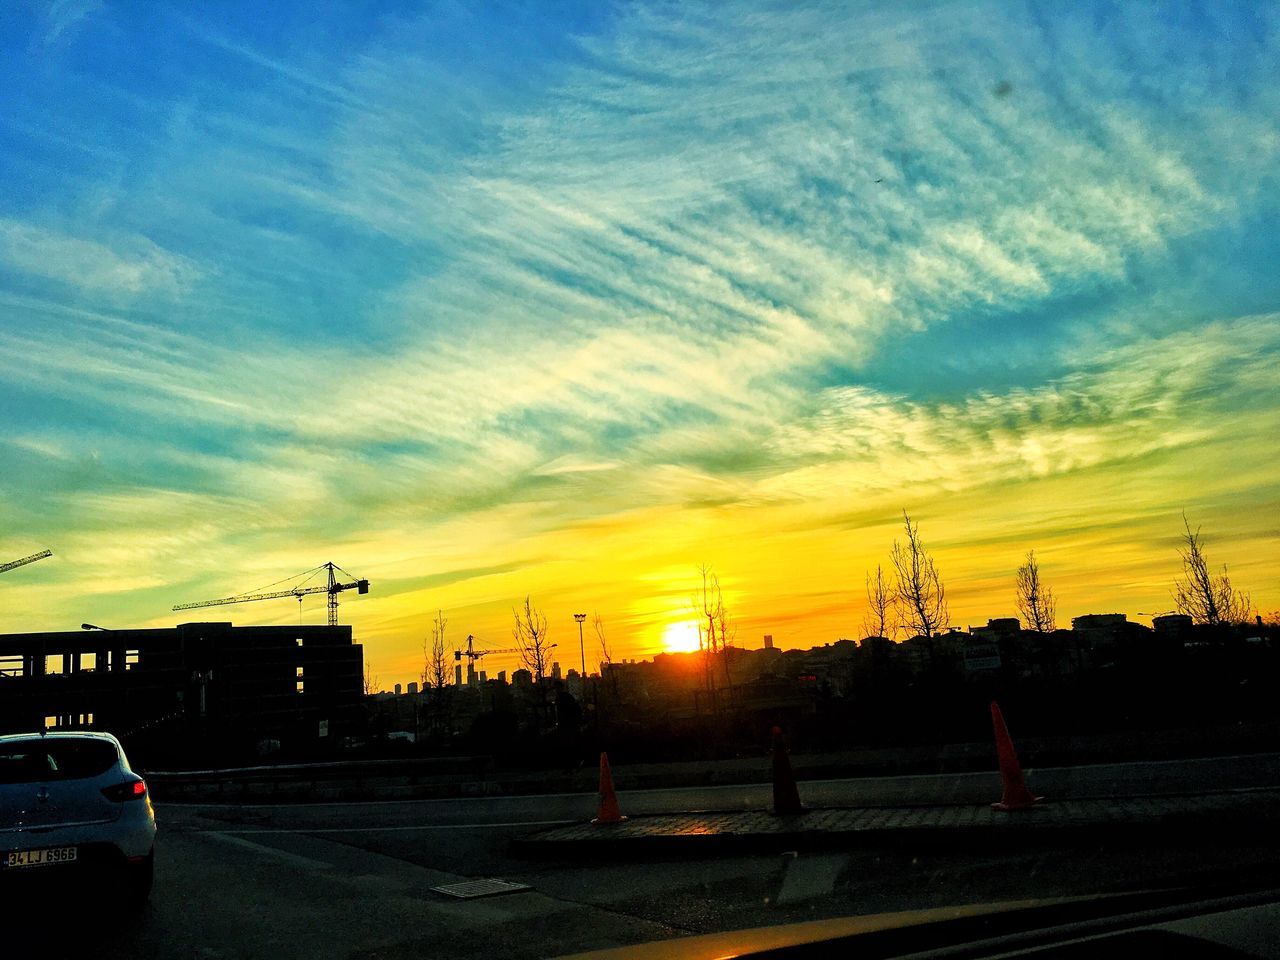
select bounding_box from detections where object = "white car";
[0,731,156,901]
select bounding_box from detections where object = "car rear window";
[0,739,118,784]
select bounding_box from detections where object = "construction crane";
[454,634,558,667]
[454,634,524,666]
[173,561,369,627]
[0,549,52,575]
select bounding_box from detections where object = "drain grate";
[430,878,532,900]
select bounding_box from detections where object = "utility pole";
[573,613,587,683]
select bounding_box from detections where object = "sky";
[1,1,1277,691]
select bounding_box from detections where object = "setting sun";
[661,621,703,654]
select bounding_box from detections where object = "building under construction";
[0,622,363,766]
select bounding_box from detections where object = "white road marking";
[201,830,334,870]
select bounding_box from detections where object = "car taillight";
[101,778,147,801]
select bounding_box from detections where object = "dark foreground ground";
[9,754,1280,960]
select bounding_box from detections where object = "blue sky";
[1,1,1277,685]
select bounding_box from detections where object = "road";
[23,753,1280,960]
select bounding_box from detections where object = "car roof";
[0,731,122,746]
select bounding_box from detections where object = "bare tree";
[593,611,612,673]
[862,564,893,639]
[715,600,736,652]
[714,590,737,699]
[362,662,379,697]
[695,564,726,657]
[685,564,735,719]
[1015,550,1057,633]
[424,609,450,693]
[693,565,727,703]
[594,611,618,696]
[891,511,949,641]
[513,595,553,683]
[1173,514,1251,626]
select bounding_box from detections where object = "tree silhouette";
[1015,550,1056,633]
[1173,514,1251,626]
[715,587,737,702]
[513,595,552,683]
[693,565,728,714]
[593,611,612,672]
[594,611,618,697]
[891,511,949,644]
[423,609,450,692]
[862,564,893,639]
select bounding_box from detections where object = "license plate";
[3,847,78,869]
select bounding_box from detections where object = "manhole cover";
[430,878,532,900]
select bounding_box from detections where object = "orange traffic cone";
[770,726,804,815]
[990,701,1043,811]
[591,752,626,825]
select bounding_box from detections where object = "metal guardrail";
[147,755,492,785]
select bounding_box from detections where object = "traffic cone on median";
[770,726,804,815]
[990,701,1043,812]
[591,751,626,825]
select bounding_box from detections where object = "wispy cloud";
[0,221,201,296]
[40,0,103,45]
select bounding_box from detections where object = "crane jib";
[0,549,53,575]
[171,566,370,626]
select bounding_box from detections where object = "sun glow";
[661,620,703,654]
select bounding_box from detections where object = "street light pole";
[573,613,587,682]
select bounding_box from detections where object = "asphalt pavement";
[18,752,1280,960]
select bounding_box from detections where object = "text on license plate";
[4,847,78,869]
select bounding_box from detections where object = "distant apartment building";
[962,640,1003,674]
[1071,613,1128,632]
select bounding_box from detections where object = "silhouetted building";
[763,634,774,650]
[1071,613,1127,632]
[407,681,418,695]
[0,622,363,763]
[971,618,1019,637]
[1154,614,1193,638]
